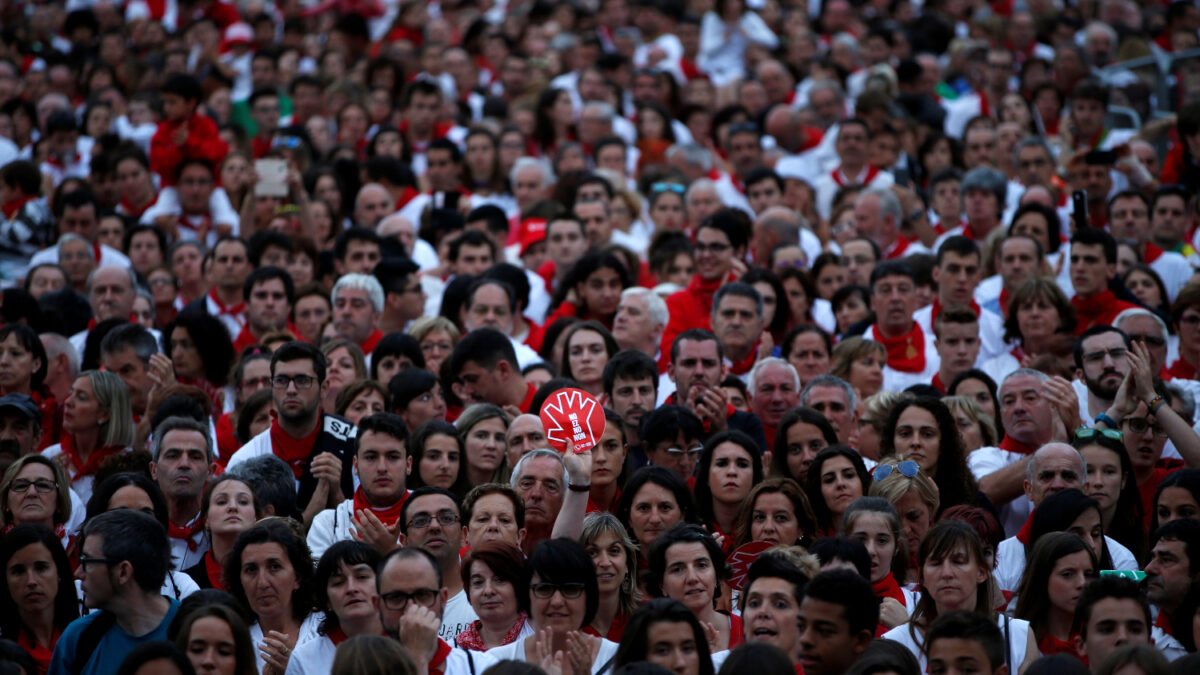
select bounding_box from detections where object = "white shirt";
[167,512,209,571]
[912,302,1010,365]
[884,614,1031,672]
[813,166,894,222]
[488,636,619,674]
[442,589,479,644]
[28,243,131,277]
[252,613,324,674]
[41,443,131,505]
[993,533,1139,592]
[966,446,1033,538]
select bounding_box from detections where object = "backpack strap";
[69,611,117,675]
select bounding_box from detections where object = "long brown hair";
[911,521,994,639]
[732,477,818,548]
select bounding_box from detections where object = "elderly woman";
[982,277,1076,384]
[407,317,460,376]
[485,538,619,672]
[456,404,511,487]
[40,370,132,503]
[830,337,886,399]
[457,541,532,650]
[0,456,75,552]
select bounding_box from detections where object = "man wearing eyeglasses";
[375,547,498,674]
[1073,326,1133,423]
[308,413,411,560]
[227,341,358,529]
[659,211,747,359]
[1115,310,1170,376]
[397,486,476,643]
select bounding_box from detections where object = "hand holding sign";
[727,541,775,591]
[539,388,606,454]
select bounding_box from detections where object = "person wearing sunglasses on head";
[869,457,939,584]
[1072,427,1146,562]
[1090,339,1200,526]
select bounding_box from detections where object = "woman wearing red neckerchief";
[0,325,59,451]
[457,542,534,650]
[41,371,132,504]
[288,541,387,674]
[182,475,260,591]
[842,498,919,633]
[0,523,80,675]
[580,514,639,642]
[1013,532,1097,660]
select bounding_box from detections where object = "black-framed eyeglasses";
[78,556,114,571]
[1074,427,1124,441]
[272,375,316,390]
[1122,417,1168,438]
[380,588,439,610]
[530,582,586,599]
[1081,348,1128,365]
[10,479,57,494]
[407,511,460,530]
[872,460,919,482]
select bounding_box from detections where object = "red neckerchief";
[883,236,911,260]
[1144,242,1165,264]
[1016,509,1036,545]
[120,194,155,219]
[428,638,454,675]
[831,165,880,188]
[727,347,758,376]
[586,486,620,515]
[204,549,226,591]
[1070,289,1123,331]
[16,625,61,674]
[268,418,322,478]
[395,186,421,210]
[1166,358,1196,381]
[931,373,946,393]
[59,433,124,481]
[359,329,384,356]
[872,572,906,605]
[2,522,66,540]
[998,288,1012,317]
[1000,435,1037,456]
[581,610,631,641]
[1156,610,1173,635]
[930,298,981,324]
[978,90,992,118]
[456,613,529,651]
[327,626,349,647]
[1037,630,1081,659]
[352,486,408,527]
[1,195,33,219]
[87,312,138,331]
[208,288,245,317]
[871,322,926,373]
[518,382,537,414]
[399,120,454,154]
[680,58,701,80]
[168,515,205,551]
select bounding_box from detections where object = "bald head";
[1024,442,1086,505]
[1019,184,1055,209]
[378,213,417,256]
[355,183,393,228]
[765,106,801,152]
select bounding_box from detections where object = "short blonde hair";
[830,337,886,381]
[868,456,940,515]
[860,391,908,436]
[407,316,461,343]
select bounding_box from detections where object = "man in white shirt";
[398,486,476,643]
[150,416,216,571]
[814,119,894,222]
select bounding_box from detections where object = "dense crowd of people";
[5,0,1200,675]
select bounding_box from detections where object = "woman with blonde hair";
[869,457,939,583]
[858,391,907,461]
[408,316,461,375]
[320,339,367,415]
[579,512,641,640]
[830,338,886,399]
[41,370,132,502]
[942,395,997,452]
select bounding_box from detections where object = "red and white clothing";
[814,163,895,221]
[201,288,246,341]
[41,436,131,504]
[167,512,208,571]
[913,300,1010,364]
[993,530,1138,592]
[306,489,411,560]
[253,613,323,674]
[863,322,940,392]
[966,438,1037,537]
[27,242,131,277]
[487,636,614,674]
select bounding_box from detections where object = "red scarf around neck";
[931,372,947,393]
[427,638,454,675]
[831,164,880,188]
[59,433,125,481]
[204,549,226,591]
[1166,358,1196,381]
[268,418,322,478]
[686,271,738,313]
[359,329,384,356]
[328,626,349,647]
[1,195,33,219]
[1016,510,1035,545]
[1000,435,1038,456]
[871,322,926,373]
[352,486,407,527]
[16,625,61,674]
[209,287,245,316]
[930,298,981,324]
[168,515,205,551]
[1037,630,1081,659]
[872,572,906,605]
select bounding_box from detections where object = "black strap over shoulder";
[69,610,117,675]
[596,654,616,675]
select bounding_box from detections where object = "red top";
[1070,290,1141,335]
[658,272,738,371]
[872,322,926,373]
[1138,460,1185,529]
[149,112,229,187]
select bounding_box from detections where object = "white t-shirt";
[884,614,1030,672]
[487,635,619,674]
[441,589,479,644]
